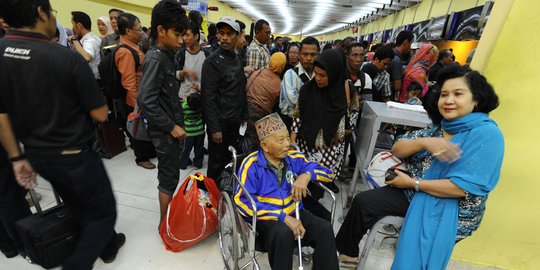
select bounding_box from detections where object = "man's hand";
[184,69,198,81]
[170,125,187,139]
[284,215,305,240]
[291,173,311,202]
[244,66,255,75]
[191,83,201,92]
[12,160,37,189]
[212,132,223,144]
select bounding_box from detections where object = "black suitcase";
[15,189,79,269]
[97,100,127,159]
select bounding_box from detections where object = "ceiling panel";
[219,0,420,35]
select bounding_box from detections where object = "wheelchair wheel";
[218,192,239,270]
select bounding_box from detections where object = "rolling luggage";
[15,189,79,269]
[97,101,127,159]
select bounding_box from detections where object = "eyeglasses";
[51,9,58,16]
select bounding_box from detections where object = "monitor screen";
[451,6,484,40]
[479,2,494,37]
[389,26,406,43]
[383,29,391,43]
[428,15,448,40]
[411,20,430,42]
[373,31,383,43]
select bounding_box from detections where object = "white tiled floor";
[1,148,503,270]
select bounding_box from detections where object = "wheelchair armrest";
[315,181,337,226]
[231,174,258,236]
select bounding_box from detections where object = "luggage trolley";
[218,146,337,270]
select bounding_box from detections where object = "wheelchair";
[218,146,337,270]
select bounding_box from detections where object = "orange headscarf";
[400,43,439,102]
[269,52,286,75]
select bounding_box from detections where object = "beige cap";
[255,113,287,140]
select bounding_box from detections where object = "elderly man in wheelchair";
[233,113,339,270]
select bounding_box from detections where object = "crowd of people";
[0,0,505,269]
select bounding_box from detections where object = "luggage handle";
[28,188,63,214]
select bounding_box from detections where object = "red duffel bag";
[160,173,220,252]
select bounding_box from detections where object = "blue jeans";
[25,146,119,270]
[179,134,204,169]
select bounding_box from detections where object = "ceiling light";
[274,0,293,34]
[292,0,334,35]
[223,0,276,32]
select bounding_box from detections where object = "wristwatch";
[9,153,26,162]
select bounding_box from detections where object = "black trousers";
[207,121,240,182]
[0,152,32,252]
[335,186,409,257]
[151,135,183,196]
[25,147,119,270]
[257,210,339,270]
[123,104,156,163]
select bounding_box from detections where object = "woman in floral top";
[337,66,502,266]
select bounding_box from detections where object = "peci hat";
[255,113,287,140]
[216,16,240,33]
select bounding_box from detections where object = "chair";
[356,216,404,270]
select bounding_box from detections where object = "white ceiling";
[219,0,421,36]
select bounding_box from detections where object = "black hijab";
[298,48,349,150]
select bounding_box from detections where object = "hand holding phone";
[385,168,413,181]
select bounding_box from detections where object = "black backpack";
[98,44,140,99]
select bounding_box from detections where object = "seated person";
[234,113,339,270]
[405,81,423,105]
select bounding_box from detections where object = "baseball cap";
[216,16,240,33]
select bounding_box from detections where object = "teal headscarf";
[391,112,504,270]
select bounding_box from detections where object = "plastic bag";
[160,173,220,252]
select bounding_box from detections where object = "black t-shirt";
[0,30,106,148]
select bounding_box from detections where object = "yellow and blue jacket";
[234,149,334,222]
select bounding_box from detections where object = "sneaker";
[136,161,156,170]
[102,233,126,264]
[1,249,18,258]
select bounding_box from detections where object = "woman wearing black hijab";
[291,48,360,199]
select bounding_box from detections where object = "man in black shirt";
[201,16,248,182]
[0,1,124,269]
[388,30,413,101]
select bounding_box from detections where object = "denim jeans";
[151,135,183,195]
[25,147,119,270]
[179,134,204,169]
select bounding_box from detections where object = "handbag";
[15,189,79,269]
[160,173,220,252]
[126,103,151,141]
[365,151,407,189]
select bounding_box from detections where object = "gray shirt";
[179,49,206,99]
